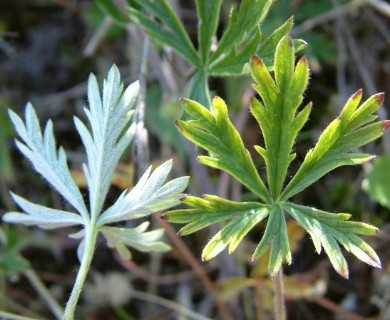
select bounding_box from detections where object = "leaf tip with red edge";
[383,120,390,132]
[375,92,385,105]
[352,88,363,100]
[174,119,182,130]
[251,55,264,67]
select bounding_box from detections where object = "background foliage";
[1,0,390,319]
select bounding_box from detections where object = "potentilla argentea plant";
[3,65,189,320]
[165,35,388,279]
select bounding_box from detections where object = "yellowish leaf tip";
[339,267,349,279]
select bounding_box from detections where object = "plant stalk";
[62,225,98,320]
[273,270,286,320]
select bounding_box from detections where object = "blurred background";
[1,0,390,319]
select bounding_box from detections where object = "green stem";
[273,270,286,320]
[62,225,98,320]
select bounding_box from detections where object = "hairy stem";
[273,270,286,320]
[62,226,98,320]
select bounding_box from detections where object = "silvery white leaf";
[3,193,83,229]
[75,65,139,215]
[97,160,189,225]
[9,105,88,217]
[101,222,170,260]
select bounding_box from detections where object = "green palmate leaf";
[196,0,222,65]
[284,203,381,278]
[127,0,199,66]
[167,35,386,277]
[251,35,310,199]
[281,89,387,201]
[175,97,269,202]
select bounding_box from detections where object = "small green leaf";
[101,222,171,260]
[176,97,269,202]
[363,155,390,209]
[196,0,222,65]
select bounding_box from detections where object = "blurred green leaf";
[0,102,14,182]
[0,226,29,275]
[145,86,186,159]
[363,155,390,209]
[95,0,129,25]
[127,0,200,66]
[188,69,212,109]
[216,277,256,302]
